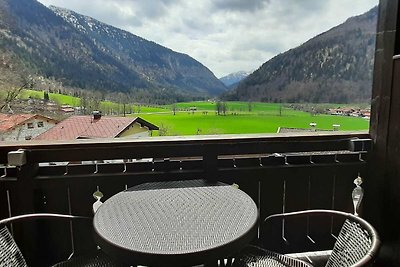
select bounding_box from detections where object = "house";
[34,112,159,141]
[360,110,371,118]
[60,105,75,113]
[0,113,59,141]
[329,108,354,116]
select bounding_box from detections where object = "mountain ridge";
[227,6,377,103]
[0,0,227,103]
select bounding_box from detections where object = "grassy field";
[17,91,369,135]
[21,90,81,106]
[139,102,369,135]
[173,101,295,114]
[21,90,168,113]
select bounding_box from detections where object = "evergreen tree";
[43,91,49,102]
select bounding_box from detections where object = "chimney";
[93,110,102,120]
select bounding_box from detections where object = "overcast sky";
[37,0,378,78]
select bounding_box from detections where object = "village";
[1,96,372,142]
[0,109,158,142]
[327,107,371,119]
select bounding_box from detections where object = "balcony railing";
[0,131,370,266]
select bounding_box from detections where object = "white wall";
[1,118,57,141]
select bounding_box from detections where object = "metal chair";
[0,213,123,267]
[233,177,380,267]
[233,210,380,267]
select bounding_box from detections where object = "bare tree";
[0,54,34,113]
[79,92,89,114]
[248,101,253,112]
[90,91,102,112]
[172,103,177,115]
[116,92,126,115]
[222,102,227,116]
[158,123,170,136]
[216,101,222,115]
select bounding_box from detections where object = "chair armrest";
[264,209,374,237]
[0,213,91,225]
[263,209,381,261]
[264,209,353,223]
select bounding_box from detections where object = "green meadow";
[20,90,167,113]
[21,90,81,106]
[140,102,369,136]
[173,101,294,114]
[18,91,369,135]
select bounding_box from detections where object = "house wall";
[1,118,57,141]
[118,122,151,138]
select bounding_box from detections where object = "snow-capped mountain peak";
[219,71,251,87]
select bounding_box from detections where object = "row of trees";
[215,101,228,115]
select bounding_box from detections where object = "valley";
[15,89,369,136]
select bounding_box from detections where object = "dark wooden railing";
[0,131,370,266]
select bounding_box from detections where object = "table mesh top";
[94,180,258,256]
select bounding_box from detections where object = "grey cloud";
[135,0,173,19]
[180,17,214,35]
[213,0,270,13]
[88,8,143,28]
[271,1,328,23]
[132,0,185,20]
[231,41,282,62]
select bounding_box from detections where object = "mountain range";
[0,0,378,104]
[0,0,227,103]
[225,6,377,103]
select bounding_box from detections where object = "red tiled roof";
[61,108,75,113]
[0,113,57,132]
[34,115,157,141]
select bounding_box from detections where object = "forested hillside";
[0,0,227,104]
[226,7,377,103]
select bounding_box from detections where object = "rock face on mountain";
[228,7,377,103]
[0,0,226,101]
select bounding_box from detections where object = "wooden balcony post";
[203,146,218,183]
[8,150,40,266]
[369,0,400,265]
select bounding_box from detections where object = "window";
[27,123,34,129]
[38,121,44,127]
[25,136,32,140]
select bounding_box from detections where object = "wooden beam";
[368,0,400,265]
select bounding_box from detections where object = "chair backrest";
[0,226,27,267]
[325,217,378,267]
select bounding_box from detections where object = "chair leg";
[220,257,234,267]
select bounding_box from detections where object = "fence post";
[203,145,218,183]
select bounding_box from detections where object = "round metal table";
[93,180,259,266]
